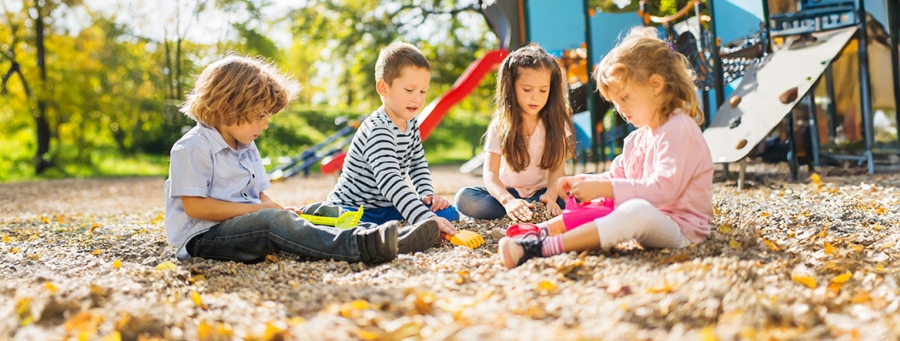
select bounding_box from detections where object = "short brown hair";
[374,42,430,85]
[180,55,300,127]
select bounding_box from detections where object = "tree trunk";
[33,0,51,174]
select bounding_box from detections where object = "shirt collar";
[197,123,251,154]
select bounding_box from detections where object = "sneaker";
[354,221,399,263]
[498,234,546,269]
[505,223,549,238]
[398,219,440,254]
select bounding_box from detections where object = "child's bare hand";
[556,176,581,195]
[568,179,607,202]
[503,199,534,221]
[431,216,457,235]
[422,195,449,212]
[283,206,302,214]
[541,195,563,216]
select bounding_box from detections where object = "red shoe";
[505,223,549,238]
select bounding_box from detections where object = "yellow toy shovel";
[300,206,364,229]
[442,230,485,249]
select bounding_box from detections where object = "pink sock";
[541,235,565,257]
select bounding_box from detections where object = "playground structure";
[271,0,900,185]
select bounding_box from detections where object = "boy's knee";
[261,208,297,226]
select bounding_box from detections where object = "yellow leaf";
[287,316,305,326]
[56,215,65,224]
[700,325,718,341]
[112,259,121,269]
[41,216,49,224]
[44,282,57,293]
[788,229,795,238]
[824,243,835,255]
[150,213,165,225]
[718,224,733,234]
[191,291,207,309]
[810,173,821,185]
[92,249,101,255]
[188,275,206,284]
[155,261,177,271]
[262,322,286,340]
[792,274,817,289]
[89,223,100,234]
[760,212,770,217]
[853,290,871,303]
[356,329,379,341]
[875,207,886,215]
[729,239,741,249]
[818,229,827,238]
[15,298,33,326]
[832,271,852,284]
[197,320,232,341]
[265,254,278,263]
[713,206,721,216]
[827,281,843,293]
[64,311,102,335]
[350,299,369,310]
[99,331,121,341]
[10,247,19,253]
[876,264,885,272]
[535,280,557,293]
[762,239,779,251]
[2,235,8,243]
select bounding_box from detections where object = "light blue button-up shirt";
[164,123,271,260]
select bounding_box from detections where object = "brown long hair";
[594,27,702,125]
[492,45,573,172]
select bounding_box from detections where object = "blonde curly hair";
[180,55,300,127]
[594,27,703,125]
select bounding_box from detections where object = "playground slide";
[702,26,858,164]
[320,49,510,174]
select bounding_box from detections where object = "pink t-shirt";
[485,120,549,198]
[586,112,714,244]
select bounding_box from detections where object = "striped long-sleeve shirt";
[327,107,436,223]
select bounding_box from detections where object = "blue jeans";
[454,186,565,220]
[343,203,460,224]
[188,208,380,263]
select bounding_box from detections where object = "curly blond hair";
[594,27,703,125]
[180,55,300,127]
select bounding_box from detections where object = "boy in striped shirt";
[328,42,459,253]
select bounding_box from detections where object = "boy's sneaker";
[398,219,440,254]
[498,234,546,269]
[505,223,549,238]
[355,221,398,263]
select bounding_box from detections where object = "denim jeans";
[454,186,565,220]
[343,203,460,224]
[188,208,378,263]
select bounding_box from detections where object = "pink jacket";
[586,112,714,243]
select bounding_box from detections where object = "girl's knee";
[615,199,654,215]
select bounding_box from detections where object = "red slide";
[321,49,509,174]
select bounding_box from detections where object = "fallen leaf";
[64,311,103,336]
[827,281,843,293]
[556,259,584,276]
[413,291,435,315]
[852,290,871,304]
[832,271,852,284]
[729,239,741,249]
[456,270,469,284]
[262,322,287,340]
[824,243,835,255]
[2,235,8,243]
[44,282,57,293]
[265,254,278,263]
[760,212,770,217]
[700,325,718,341]
[792,274,816,289]
[535,280,557,293]
[191,291,208,309]
[647,277,672,294]
[762,239,779,251]
[56,215,65,224]
[718,224,733,234]
[112,260,121,269]
[356,329,380,341]
[89,223,100,234]
[15,298,33,326]
[658,253,690,265]
[810,173,821,186]
[92,249,101,256]
[155,261,177,271]
[10,247,19,254]
[287,316,305,326]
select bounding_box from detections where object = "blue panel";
[526,0,585,52]
[867,0,888,29]
[588,12,645,64]
[572,111,593,153]
[712,0,764,43]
